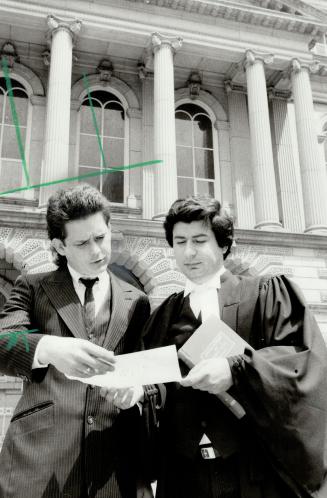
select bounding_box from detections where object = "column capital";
[46,15,82,45]
[289,58,320,76]
[224,80,246,95]
[267,87,292,101]
[242,50,274,70]
[151,32,183,55]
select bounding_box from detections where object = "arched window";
[175,103,215,198]
[0,77,29,194]
[78,90,126,204]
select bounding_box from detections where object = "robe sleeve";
[229,274,327,496]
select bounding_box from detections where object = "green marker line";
[83,73,108,168]
[0,160,162,196]
[1,57,30,186]
[0,329,39,353]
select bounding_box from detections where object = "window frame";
[175,98,221,200]
[76,85,129,206]
[0,73,33,200]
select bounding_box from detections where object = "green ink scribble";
[83,73,108,168]
[1,57,30,186]
[0,160,162,196]
[0,329,39,353]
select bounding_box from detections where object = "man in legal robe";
[140,197,327,498]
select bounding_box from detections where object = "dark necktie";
[79,277,99,335]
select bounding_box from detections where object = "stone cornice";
[0,1,326,66]
[0,204,327,250]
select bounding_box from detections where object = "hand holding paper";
[66,345,181,388]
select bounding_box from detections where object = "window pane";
[4,93,28,126]
[177,146,193,177]
[194,149,214,179]
[80,103,101,134]
[79,166,102,191]
[103,106,125,138]
[79,135,101,167]
[0,160,22,191]
[103,138,124,168]
[193,114,213,148]
[196,180,214,197]
[175,111,192,146]
[178,177,194,198]
[2,126,26,159]
[103,171,124,203]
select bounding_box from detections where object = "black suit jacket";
[0,267,150,498]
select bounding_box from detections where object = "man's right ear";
[52,238,66,256]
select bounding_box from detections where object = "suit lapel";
[41,267,87,340]
[102,274,134,351]
[219,270,242,333]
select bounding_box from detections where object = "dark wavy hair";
[46,184,111,267]
[164,197,234,259]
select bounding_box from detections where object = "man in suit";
[141,197,327,498]
[0,184,151,498]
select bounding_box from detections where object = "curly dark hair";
[164,197,234,259]
[46,184,111,267]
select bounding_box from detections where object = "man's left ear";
[52,238,66,256]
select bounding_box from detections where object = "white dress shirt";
[68,264,110,316]
[33,265,110,368]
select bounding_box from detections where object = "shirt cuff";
[32,336,49,369]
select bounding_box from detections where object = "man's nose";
[184,242,196,258]
[89,239,102,257]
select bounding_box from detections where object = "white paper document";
[66,345,181,387]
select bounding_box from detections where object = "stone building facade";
[1,0,327,447]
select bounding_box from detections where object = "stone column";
[151,32,182,218]
[243,50,282,230]
[289,59,327,233]
[141,71,155,219]
[225,82,255,229]
[269,90,305,232]
[39,15,81,206]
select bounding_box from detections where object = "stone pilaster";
[225,82,255,229]
[39,15,81,206]
[289,59,327,233]
[141,74,155,219]
[151,32,182,217]
[269,89,304,232]
[243,50,282,230]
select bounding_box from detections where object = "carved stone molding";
[46,15,82,46]
[151,32,183,55]
[97,59,114,84]
[0,42,19,69]
[187,71,202,100]
[267,87,292,101]
[242,50,274,70]
[224,80,246,95]
[289,58,320,76]
[137,62,147,81]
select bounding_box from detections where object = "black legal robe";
[142,270,327,498]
